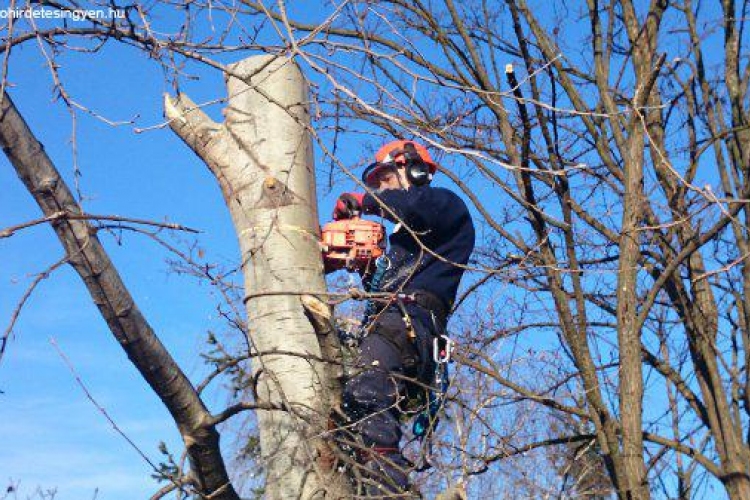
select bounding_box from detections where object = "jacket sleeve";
[361,186,465,233]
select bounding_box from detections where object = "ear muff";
[403,142,433,186]
[406,161,432,186]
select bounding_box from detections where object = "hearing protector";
[402,142,433,186]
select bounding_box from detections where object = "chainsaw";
[321,217,386,274]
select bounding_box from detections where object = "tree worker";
[331,139,475,496]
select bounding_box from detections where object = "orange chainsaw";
[321,217,385,274]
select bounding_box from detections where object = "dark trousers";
[341,304,439,496]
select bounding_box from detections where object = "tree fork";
[165,55,349,499]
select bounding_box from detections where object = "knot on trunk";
[260,175,296,207]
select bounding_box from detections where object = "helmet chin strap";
[396,167,411,190]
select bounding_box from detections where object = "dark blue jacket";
[362,185,475,310]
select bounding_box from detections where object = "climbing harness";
[326,214,453,457]
[394,298,417,341]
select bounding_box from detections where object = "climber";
[332,139,475,496]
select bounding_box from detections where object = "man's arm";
[362,186,464,233]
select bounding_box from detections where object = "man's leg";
[342,312,416,495]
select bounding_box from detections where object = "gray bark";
[165,55,348,499]
[0,92,240,500]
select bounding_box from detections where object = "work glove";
[333,192,365,220]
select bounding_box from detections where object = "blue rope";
[412,363,449,439]
[361,255,390,325]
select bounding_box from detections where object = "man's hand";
[333,192,365,220]
[323,257,343,275]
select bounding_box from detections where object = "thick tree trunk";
[0,92,240,500]
[166,55,347,499]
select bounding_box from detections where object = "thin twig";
[49,337,163,473]
[0,211,201,239]
[1,257,68,365]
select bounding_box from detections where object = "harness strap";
[394,299,417,341]
[400,290,449,327]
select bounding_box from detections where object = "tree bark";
[165,55,347,499]
[0,92,240,500]
[616,129,647,500]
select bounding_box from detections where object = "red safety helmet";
[362,140,438,187]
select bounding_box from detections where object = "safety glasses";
[361,161,402,187]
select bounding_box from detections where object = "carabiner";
[433,335,453,364]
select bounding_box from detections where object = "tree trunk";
[616,121,647,500]
[166,55,347,499]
